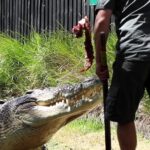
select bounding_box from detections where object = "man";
[94,0,150,150]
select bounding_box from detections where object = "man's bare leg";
[117,121,137,150]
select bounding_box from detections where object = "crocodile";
[0,77,102,150]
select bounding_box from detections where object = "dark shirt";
[96,0,150,61]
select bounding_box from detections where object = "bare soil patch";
[47,125,150,150]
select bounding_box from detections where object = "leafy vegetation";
[0,31,95,98]
[143,91,150,114]
[66,118,103,134]
[107,32,117,76]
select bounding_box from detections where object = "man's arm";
[94,9,112,80]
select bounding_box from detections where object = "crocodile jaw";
[24,94,101,126]
[23,83,101,127]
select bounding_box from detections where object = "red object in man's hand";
[96,64,109,82]
[72,16,94,72]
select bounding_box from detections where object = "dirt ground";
[47,126,150,150]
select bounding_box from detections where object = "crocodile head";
[0,77,102,150]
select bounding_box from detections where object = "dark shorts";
[105,59,150,124]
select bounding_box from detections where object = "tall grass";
[0,31,118,98]
[65,118,103,134]
[143,91,150,114]
[0,31,96,98]
[107,32,117,75]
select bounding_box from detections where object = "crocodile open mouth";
[35,85,101,109]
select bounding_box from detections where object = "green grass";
[66,118,103,134]
[143,91,150,114]
[107,32,117,76]
[0,31,95,98]
[0,31,118,98]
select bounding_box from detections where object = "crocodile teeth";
[67,107,71,111]
[88,99,92,102]
[66,99,69,105]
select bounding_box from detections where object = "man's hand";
[96,63,109,82]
